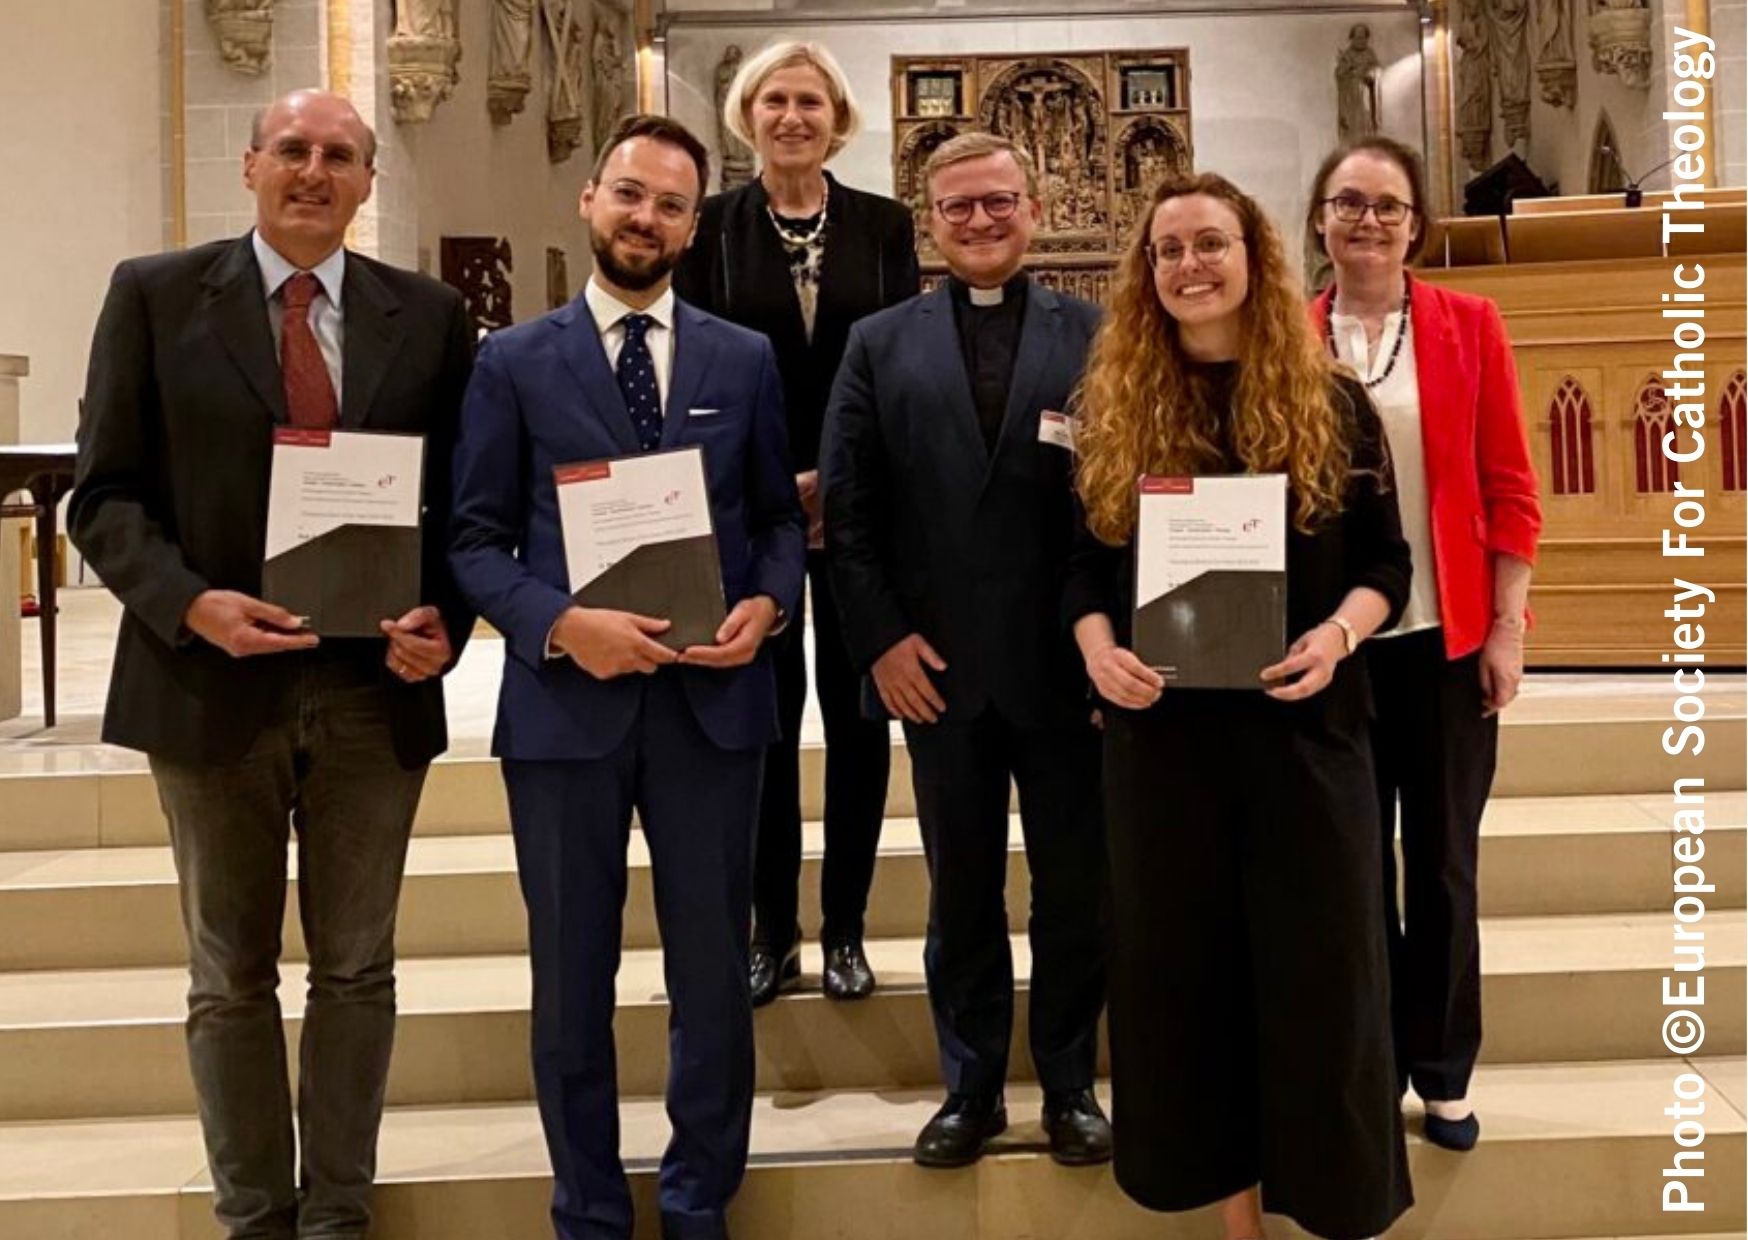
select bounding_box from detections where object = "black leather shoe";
[749,942,800,1009]
[1042,1088,1113,1166]
[822,939,876,1000]
[913,1094,1007,1168]
[1423,1109,1480,1151]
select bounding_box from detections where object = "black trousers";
[904,706,1108,1099]
[753,552,891,951]
[1103,692,1411,1240]
[1367,627,1498,1102]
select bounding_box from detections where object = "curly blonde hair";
[1074,172,1349,543]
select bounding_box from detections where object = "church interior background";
[0,0,1743,1236]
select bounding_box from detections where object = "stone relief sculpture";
[715,45,756,192]
[1335,24,1381,143]
[591,4,633,152]
[1488,0,1531,157]
[978,60,1107,240]
[488,0,536,125]
[543,0,586,162]
[546,246,570,310]
[1454,1,1495,172]
[389,0,462,124]
[1534,0,1577,107]
[204,0,274,76]
[1588,0,1652,90]
[441,236,514,337]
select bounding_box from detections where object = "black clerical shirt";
[948,273,1029,454]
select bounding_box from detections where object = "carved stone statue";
[1335,24,1381,143]
[591,5,632,152]
[389,0,462,124]
[715,45,756,192]
[1454,1,1494,172]
[1534,0,1577,107]
[1488,0,1531,156]
[1588,0,1653,90]
[546,246,570,310]
[488,0,536,125]
[204,0,274,76]
[543,0,585,162]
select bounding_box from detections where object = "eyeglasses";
[259,138,367,171]
[1144,230,1244,269]
[1319,192,1415,225]
[604,179,695,224]
[933,191,1025,225]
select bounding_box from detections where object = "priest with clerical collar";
[819,130,1112,1171]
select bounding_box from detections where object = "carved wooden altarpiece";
[891,49,1193,298]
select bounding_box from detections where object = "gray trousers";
[150,660,427,1240]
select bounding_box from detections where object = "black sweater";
[1063,368,1411,728]
[674,173,920,471]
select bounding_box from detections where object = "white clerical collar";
[252,229,345,308]
[968,284,1006,307]
[585,277,675,335]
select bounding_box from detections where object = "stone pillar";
[0,355,28,722]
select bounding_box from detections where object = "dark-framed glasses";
[934,191,1024,225]
[605,179,695,223]
[1320,192,1415,225]
[1145,229,1243,269]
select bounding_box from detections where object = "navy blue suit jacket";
[821,280,1101,729]
[449,293,806,761]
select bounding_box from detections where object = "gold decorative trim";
[327,0,352,98]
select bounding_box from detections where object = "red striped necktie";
[281,271,339,428]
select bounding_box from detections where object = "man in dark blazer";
[69,89,474,1239]
[448,115,804,1240]
[820,132,1110,1169]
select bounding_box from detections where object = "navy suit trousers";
[503,672,761,1240]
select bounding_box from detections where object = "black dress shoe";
[913,1094,1007,1168]
[822,939,876,1000]
[1042,1088,1113,1166]
[749,942,800,1008]
[1423,1109,1480,1151]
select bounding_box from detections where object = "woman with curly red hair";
[1064,171,1413,1240]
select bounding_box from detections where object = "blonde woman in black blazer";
[675,39,920,1007]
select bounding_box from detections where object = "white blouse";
[1328,310,1442,636]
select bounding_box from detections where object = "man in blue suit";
[449,114,804,1240]
[821,132,1110,1171]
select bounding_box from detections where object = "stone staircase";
[0,703,1743,1238]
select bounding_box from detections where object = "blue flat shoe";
[1423,1109,1480,1151]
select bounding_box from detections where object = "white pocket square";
[688,407,723,418]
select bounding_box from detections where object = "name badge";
[1038,410,1076,452]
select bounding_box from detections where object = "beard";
[591,221,679,292]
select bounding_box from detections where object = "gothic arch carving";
[1547,375,1596,495]
[1632,374,1679,493]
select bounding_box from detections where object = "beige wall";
[0,0,164,444]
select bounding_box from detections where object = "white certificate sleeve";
[261,428,424,637]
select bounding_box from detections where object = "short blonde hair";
[723,41,862,162]
[924,131,1038,202]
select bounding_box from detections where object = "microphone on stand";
[1602,146,1678,208]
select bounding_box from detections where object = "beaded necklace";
[1326,287,1411,390]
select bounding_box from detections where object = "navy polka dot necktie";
[617,313,663,452]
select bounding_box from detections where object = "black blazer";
[1062,373,1411,734]
[821,280,1102,730]
[69,235,476,767]
[674,172,919,471]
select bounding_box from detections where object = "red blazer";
[1311,276,1542,659]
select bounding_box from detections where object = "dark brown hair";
[591,114,711,205]
[1304,136,1428,262]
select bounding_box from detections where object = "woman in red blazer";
[1305,137,1542,1152]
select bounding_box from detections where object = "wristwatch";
[1325,615,1358,657]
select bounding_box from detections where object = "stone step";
[0,912,1740,1122]
[0,706,1741,853]
[0,1059,1740,1240]
[0,793,1739,972]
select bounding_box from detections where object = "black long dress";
[1062,364,1415,1240]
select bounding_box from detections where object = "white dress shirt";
[1329,309,1441,636]
[252,229,345,401]
[584,277,676,405]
